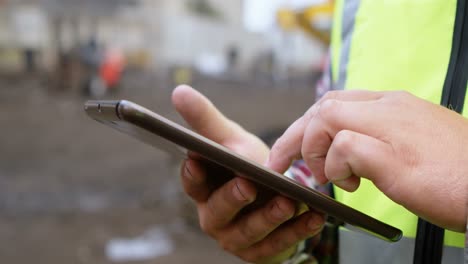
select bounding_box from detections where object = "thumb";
[172,85,243,143]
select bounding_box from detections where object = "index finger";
[267,90,384,175]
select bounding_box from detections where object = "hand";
[172,85,325,263]
[268,90,468,232]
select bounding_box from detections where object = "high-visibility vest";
[330,0,466,249]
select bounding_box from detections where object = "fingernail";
[271,200,293,221]
[183,160,194,179]
[184,160,203,184]
[233,181,253,203]
[308,215,325,231]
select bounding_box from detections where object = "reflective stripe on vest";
[330,0,465,248]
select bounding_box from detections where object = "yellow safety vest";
[330,0,466,248]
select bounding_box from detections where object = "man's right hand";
[172,85,325,263]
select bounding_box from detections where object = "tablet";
[85,100,402,242]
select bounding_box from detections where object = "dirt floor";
[0,71,317,264]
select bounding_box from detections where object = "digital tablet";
[84,100,402,242]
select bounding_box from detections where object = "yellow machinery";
[277,1,334,45]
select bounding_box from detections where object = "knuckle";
[267,198,294,224]
[286,117,303,133]
[291,223,309,241]
[272,134,287,151]
[388,90,411,102]
[318,99,341,121]
[264,210,282,227]
[219,239,237,254]
[322,90,339,100]
[382,91,414,113]
[183,186,198,200]
[238,224,258,244]
[289,221,313,244]
[206,196,228,222]
[394,90,411,98]
[198,216,210,233]
[303,105,318,121]
[198,214,216,237]
[272,238,291,253]
[270,137,289,161]
[333,130,356,154]
[301,135,328,165]
[301,147,319,167]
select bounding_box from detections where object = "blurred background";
[0,0,333,263]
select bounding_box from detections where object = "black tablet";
[85,100,402,242]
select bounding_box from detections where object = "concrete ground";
[0,71,317,264]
